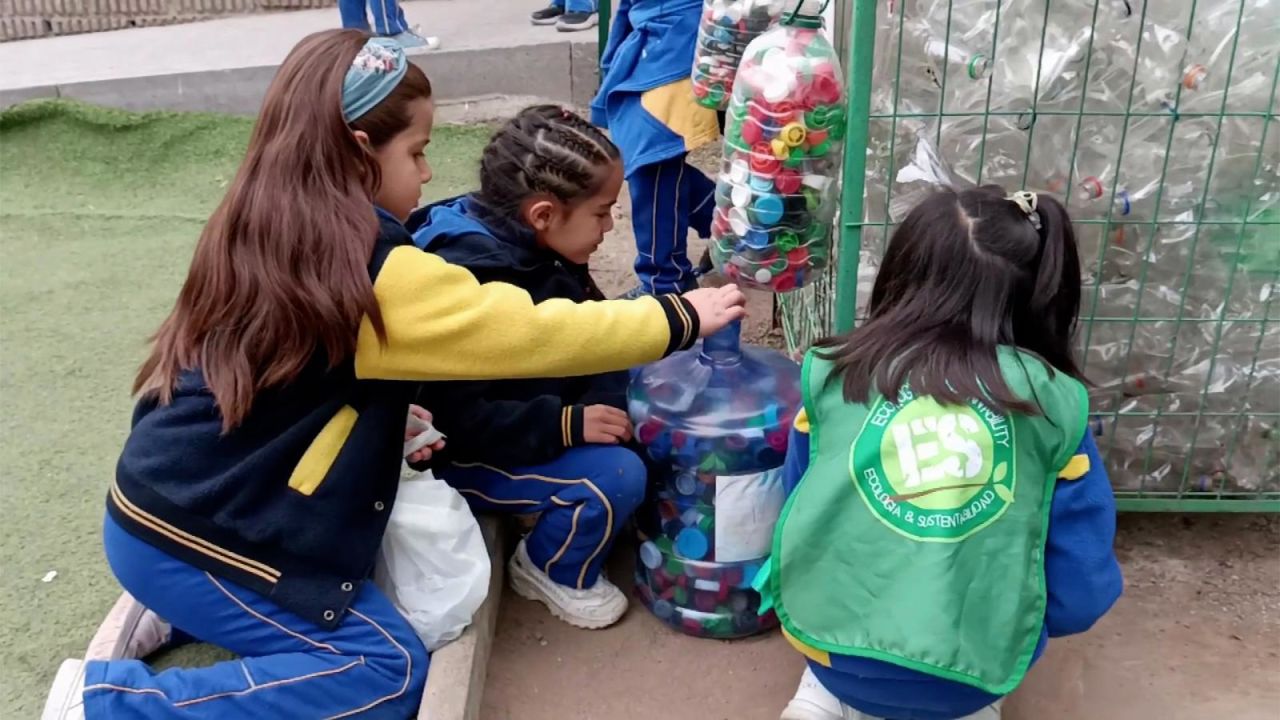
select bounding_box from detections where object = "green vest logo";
[850,388,1016,541]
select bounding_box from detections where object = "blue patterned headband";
[342,38,408,123]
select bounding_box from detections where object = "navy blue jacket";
[411,195,630,466]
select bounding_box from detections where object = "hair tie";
[1006,190,1042,230]
[342,38,408,123]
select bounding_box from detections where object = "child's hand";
[582,404,633,444]
[405,405,446,464]
[684,285,747,337]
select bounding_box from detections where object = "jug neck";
[699,320,743,365]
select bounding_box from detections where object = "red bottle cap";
[749,145,781,175]
[774,170,802,195]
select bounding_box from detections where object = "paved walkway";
[0,0,600,117]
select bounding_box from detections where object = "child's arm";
[574,370,631,411]
[356,246,739,381]
[426,382,585,467]
[781,410,811,497]
[1044,431,1124,637]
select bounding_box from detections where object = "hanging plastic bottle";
[629,320,802,638]
[692,0,787,110]
[711,0,845,293]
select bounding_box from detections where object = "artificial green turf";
[0,99,491,715]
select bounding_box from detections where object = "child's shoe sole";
[41,659,86,720]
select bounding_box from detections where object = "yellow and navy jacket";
[110,208,700,628]
[410,195,631,466]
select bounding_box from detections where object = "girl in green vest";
[761,186,1123,720]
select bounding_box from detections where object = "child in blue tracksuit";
[593,0,722,296]
[763,187,1124,720]
[411,106,654,630]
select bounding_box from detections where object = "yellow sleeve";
[355,246,697,381]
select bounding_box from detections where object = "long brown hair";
[135,29,433,430]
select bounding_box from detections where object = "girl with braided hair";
[410,105,651,629]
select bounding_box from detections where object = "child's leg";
[565,0,597,13]
[369,0,409,36]
[785,660,1004,720]
[628,155,717,295]
[336,0,370,30]
[439,445,647,589]
[80,516,428,720]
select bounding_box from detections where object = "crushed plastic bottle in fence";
[859,0,1280,495]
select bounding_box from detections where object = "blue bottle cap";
[748,173,774,192]
[744,228,771,250]
[676,528,710,560]
[675,472,699,496]
[640,541,664,570]
[738,562,760,588]
[653,599,676,619]
[752,194,785,226]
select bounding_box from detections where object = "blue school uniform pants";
[339,0,410,36]
[436,446,646,589]
[629,155,718,295]
[551,0,598,12]
[83,514,428,719]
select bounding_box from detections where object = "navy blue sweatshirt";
[411,195,629,466]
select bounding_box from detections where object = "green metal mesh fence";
[782,0,1279,510]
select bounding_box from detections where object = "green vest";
[763,347,1089,694]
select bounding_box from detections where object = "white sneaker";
[41,659,86,720]
[85,592,172,661]
[507,539,628,629]
[781,667,848,720]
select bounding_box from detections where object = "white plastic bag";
[375,470,490,651]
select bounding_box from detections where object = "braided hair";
[475,105,621,227]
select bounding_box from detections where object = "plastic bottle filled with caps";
[692,0,788,110]
[710,4,845,293]
[629,320,801,639]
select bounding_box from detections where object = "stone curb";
[0,40,600,121]
[420,515,510,720]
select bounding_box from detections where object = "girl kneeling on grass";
[761,187,1123,720]
[413,105,646,630]
[42,29,745,720]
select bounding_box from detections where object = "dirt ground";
[484,514,1280,720]
[483,170,1280,720]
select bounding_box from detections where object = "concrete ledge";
[420,514,509,720]
[1,42,597,118]
[0,0,601,121]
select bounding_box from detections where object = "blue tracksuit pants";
[338,0,410,36]
[628,154,717,294]
[436,446,647,590]
[551,0,598,12]
[83,514,428,719]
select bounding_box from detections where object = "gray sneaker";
[556,11,599,32]
[530,5,564,25]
